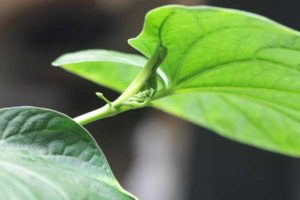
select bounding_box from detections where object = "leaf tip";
[51,58,62,67]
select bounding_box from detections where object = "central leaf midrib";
[0,146,104,173]
[174,56,300,86]
[162,86,300,124]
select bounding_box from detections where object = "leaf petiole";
[74,44,167,126]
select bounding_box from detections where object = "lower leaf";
[0,107,135,200]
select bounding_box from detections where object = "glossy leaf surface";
[0,107,135,200]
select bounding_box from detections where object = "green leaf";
[52,49,167,92]
[54,5,300,157]
[129,5,300,157]
[52,50,145,92]
[0,107,135,200]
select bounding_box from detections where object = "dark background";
[1,0,300,199]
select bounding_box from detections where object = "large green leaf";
[129,5,300,156]
[0,107,135,200]
[54,5,300,156]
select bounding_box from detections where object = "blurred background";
[1,0,300,199]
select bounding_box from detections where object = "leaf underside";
[0,107,134,200]
[54,5,300,157]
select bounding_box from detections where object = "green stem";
[74,44,166,126]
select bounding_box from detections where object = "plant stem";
[74,44,166,126]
